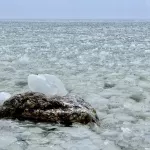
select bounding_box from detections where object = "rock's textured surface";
[0,92,99,125]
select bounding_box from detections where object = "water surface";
[0,21,150,150]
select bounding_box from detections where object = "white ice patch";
[86,93,109,111]
[145,50,150,53]
[28,74,68,97]
[0,92,11,105]
[121,127,131,134]
[18,54,29,65]
[103,141,121,150]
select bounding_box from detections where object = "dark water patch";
[3,67,16,73]
[104,82,115,89]
[15,81,27,87]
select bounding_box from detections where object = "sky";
[0,0,150,19]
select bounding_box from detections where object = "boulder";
[0,92,99,125]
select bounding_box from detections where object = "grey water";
[0,21,150,150]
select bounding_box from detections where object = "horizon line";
[0,18,150,21]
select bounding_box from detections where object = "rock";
[0,92,99,125]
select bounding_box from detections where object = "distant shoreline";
[0,19,150,23]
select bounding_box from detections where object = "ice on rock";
[0,92,11,105]
[28,74,68,97]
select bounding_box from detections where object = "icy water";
[0,21,150,150]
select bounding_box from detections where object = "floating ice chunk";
[101,130,118,138]
[103,141,121,150]
[124,102,133,109]
[0,92,11,105]
[39,74,68,96]
[28,74,57,96]
[86,94,109,112]
[100,89,122,99]
[138,80,150,91]
[100,51,109,56]
[115,114,136,122]
[18,54,29,64]
[145,50,150,53]
[28,74,68,97]
[0,136,17,149]
[121,127,131,134]
[100,51,109,61]
[130,43,136,47]
[130,92,145,102]
[104,140,110,145]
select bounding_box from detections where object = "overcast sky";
[0,0,150,19]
